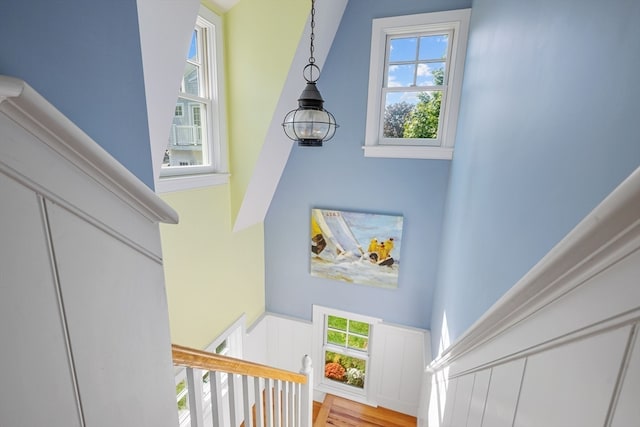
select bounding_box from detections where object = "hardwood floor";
[313,394,417,427]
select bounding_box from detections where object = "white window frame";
[363,9,471,160]
[312,305,380,406]
[157,6,229,193]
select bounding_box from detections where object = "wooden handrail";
[172,344,307,384]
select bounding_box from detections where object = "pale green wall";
[225,0,308,221]
[159,0,308,349]
[160,186,265,349]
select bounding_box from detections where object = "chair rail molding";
[423,166,640,427]
[430,166,640,372]
[0,75,178,225]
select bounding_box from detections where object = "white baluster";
[283,381,289,427]
[254,377,264,427]
[299,355,313,427]
[229,374,238,427]
[274,380,282,427]
[295,383,302,427]
[265,378,274,427]
[288,382,295,427]
[186,368,204,427]
[209,371,224,427]
[242,375,253,427]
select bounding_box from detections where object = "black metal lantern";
[282,0,338,147]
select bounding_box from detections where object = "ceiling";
[205,0,240,12]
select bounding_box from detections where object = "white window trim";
[363,9,471,160]
[312,305,381,406]
[158,5,229,192]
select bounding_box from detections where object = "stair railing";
[172,344,313,427]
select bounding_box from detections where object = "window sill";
[155,172,230,193]
[363,145,453,160]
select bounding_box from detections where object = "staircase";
[172,344,313,427]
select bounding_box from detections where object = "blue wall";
[264,0,470,329]
[0,0,154,188]
[430,0,640,355]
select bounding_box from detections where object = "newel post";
[300,355,313,427]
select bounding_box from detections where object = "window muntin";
[381,30,451,145]
[364,9,471,159]
[322,314,371,391]
[326,315,370,351]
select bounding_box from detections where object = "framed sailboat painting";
[310,208,404,288]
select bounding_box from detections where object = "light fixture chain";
[309,0,316,66]
[282,0,338,146]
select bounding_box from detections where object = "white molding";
[156,173,230,193]
[429,166,640,371]
[202,6,229,177]
[0,75,178,224]
[363,145,453,160]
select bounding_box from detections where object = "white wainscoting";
[245,312,430,416]
[0,76,179,427]
[372,322,431,416]
[424,166,640,427]
[245,313,313,373]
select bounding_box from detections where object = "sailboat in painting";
[310,208,403,288]
[312,209,364,259]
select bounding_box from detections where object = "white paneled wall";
[245,312,429,416]
[482,359,525,427]
[448,371,473,427]
[425,167,640,427]
[610,334,640,427]
[373,322,430,415]
[266,315,314,373]
[0,77,179,427]
[465,369,490,427]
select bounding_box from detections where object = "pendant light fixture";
[282,0,338,147]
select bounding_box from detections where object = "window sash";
[161,14,218,176]
[384,29,453,89]
[378,29,452,146]
[322,313,372,394]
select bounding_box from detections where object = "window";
[364,9,470,160]
[158,6,229,193]
[313,306,380,404]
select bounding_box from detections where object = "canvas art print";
[310,208,404,288]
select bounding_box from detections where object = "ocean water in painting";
[310,209,404,288]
